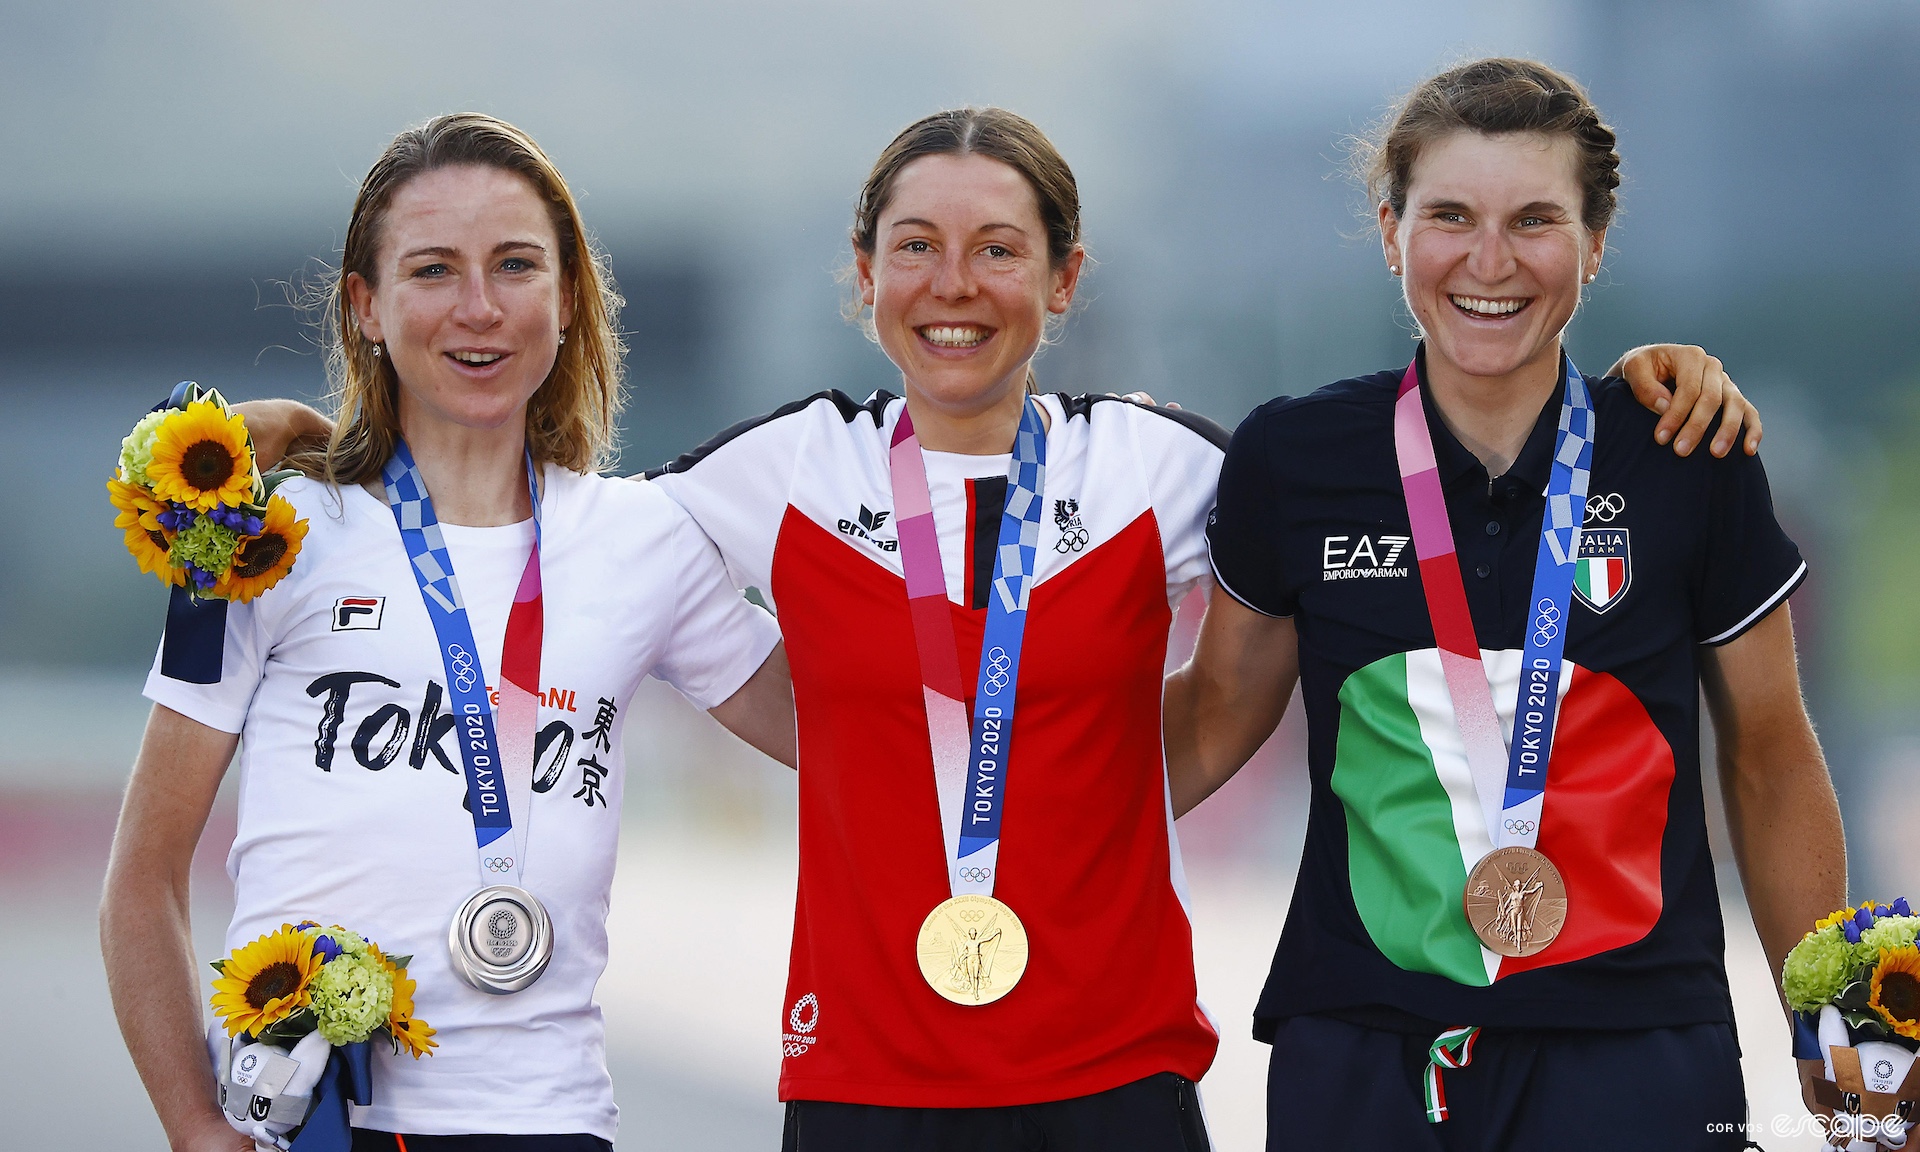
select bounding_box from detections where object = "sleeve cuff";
[1209,552,1291,619]
[1701,560,1807,647]
[142,674,247,735]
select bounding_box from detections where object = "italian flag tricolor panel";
[1332,648,1675,985]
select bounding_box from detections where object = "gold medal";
[1463,846,1568,957]
[916,894,1030,1006]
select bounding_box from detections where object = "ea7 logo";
[836,506,898,552]
[1322,534,1411,581]
[332,596,385,631]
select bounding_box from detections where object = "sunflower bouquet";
[109,381,307,602]
[208,922,434,1151]
[1786,899,1920,1148]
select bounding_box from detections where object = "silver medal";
[448,884,553,994]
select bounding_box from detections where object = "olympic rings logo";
[483,856,515,872]
[789,993,819,1034]
[1532,599,1561,645]
[1504,819,1537,835]
[958,867,992,883]
[448,644,479,691]
[783,1042,811,1058]
[983,647,1012,695]
[960,909,986,923]
[1586,493,1625,523]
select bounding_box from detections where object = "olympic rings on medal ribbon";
[983,647,1013,695]
[448,644,479,691]
[1532,599,1561,645]
[483,856,515,872]
[1586,492,1625,523]
[957,866,992,883]
[1503,819,1537,835]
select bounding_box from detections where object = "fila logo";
[332,596,385,631]
[836,505,898,552]
[1322,534,1411,581]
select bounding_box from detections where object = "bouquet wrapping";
[1786,899,1920,1150]
[208,922,434,1152]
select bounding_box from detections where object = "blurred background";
[3,1,1916,1148]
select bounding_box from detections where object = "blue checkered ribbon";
[380,440,543,874]
[990,420,1046,614]
[1496,355,1593,842]
[955,398,1048,869]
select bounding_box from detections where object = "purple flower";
[1857,906,1878,931]
[187,565,217,589]
[1895,898,1912,917]
[241,515,263,536]
[312,934,343,963]
[158,505,197,532]
[1845,918,1864,944]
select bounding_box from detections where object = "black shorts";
[349,1132,611,1152]
[1264,1014,1749,1151]
[782,1072,1212,1152]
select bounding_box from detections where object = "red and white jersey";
[649,390,1227,1107]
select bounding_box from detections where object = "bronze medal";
[1463,846,1567,957]
[916,894,1030,1006]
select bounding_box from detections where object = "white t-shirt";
[145,467,780,1141]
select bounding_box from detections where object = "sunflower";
[374,947,437,1058]
[1870,946,1920,1040]
[209,924,322,1038]
[146,401,256,512]
[107,478,183,586]
[215,495,307,603]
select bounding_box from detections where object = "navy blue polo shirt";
[1207,352,1806,1037]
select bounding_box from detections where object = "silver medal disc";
[448,884,553,994]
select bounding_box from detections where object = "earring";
[559,329,568,346]
[1389,264,1402,276]
[1584,272,1595,284]
[371,343,383,358]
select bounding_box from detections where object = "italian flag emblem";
[1572,528,1631,612]
[1332,648,1674,985]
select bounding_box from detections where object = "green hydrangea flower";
[119,410,169,486]
[1784,924,1858,1012]
[169,515,239,575]
[309,951,394,1045]
[1856,916,1920,969]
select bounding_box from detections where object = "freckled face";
[1382,131,1604,383]
[855,153,1081,415]
[348,164,573,434]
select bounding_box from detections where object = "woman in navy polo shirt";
[1167,58,1845,1150]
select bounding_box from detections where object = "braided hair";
[1358,58,1622,232]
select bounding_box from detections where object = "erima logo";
[332,596,385,630]
[836,506,898,552]
[1322,534,1411,581]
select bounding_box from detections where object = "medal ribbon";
[1423,1025,1481,1123]
[1393,351,1593,850]
[889,397,1046,898]
[382,440,545,889]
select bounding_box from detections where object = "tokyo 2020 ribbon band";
[890,398,1044,1005]
[383,440,555,993]
[1393,352,1592,957]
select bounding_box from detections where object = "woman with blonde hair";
[102,112,794,1151]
